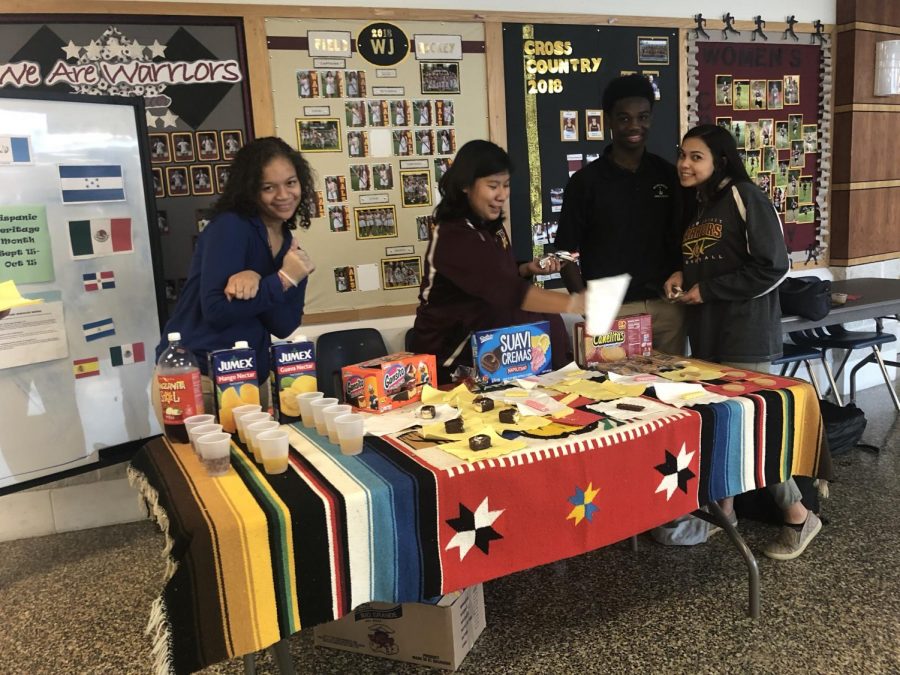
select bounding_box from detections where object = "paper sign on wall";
[0,205,54,284]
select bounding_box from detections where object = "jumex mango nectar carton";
[270,339,317,423]
[471,321,552,384]
[209,342,260,433]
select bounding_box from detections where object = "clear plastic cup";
[246,420,280,463]
[257,429,290,474]
[195,431,232,476]
[237,411,270,447]
[323,404,353,444]
[232,404,262,442]
[184,414,215,437]
[334,413,365,456]
[189,423,223,454]
[296,391,325,428]
[310,397,339,435]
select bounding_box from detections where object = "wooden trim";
[832,179,900,190]
[303,303,418,325]
[244,16,275,137]
[830,251,900,266]
[835,103,900,113]
[835,22,900,35]
[484,21,507,148]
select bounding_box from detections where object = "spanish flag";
[73,357,100,379]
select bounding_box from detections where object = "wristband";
[278,269,298,287]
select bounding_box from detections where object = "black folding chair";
[315,328,388,400]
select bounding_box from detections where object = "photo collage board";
[267,18,489,314]
[501,24,681,283]
[693,41,826,268]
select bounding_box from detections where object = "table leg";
[268,638,296,674]
[242,653,256,675]
[694,503,760,619]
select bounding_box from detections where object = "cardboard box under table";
[314,584,485,670]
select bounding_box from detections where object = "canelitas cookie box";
[342,352,436,413]
[471,321,552,384]
[574,314,652,367]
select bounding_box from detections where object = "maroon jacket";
[411,216,569,383]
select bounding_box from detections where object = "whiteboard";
[0,92,163,489]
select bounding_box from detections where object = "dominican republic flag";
[110,342,145,366]
[0,136,31,164]
[82,317,116,342]
[73,357,100,379]
[58,164,125,203]
[82,271,116,292]
[68,218,132,258]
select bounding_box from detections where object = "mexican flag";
[110,342,146,366]
[68,218,133,258]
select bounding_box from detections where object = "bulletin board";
[0,16,254,317]
[501,22,681,270]
[266,18,489,316]
[689,37,831,269]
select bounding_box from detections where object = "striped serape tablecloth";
[129,369,824,674]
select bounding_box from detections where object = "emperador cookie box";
[471,321,551,383]
[342,352,436,413]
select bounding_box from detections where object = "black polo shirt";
[555,147,683,302]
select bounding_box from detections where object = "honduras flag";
[58,165,125,203]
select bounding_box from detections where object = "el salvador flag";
[58,165,125,203]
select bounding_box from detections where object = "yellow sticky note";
[0,280,42,313]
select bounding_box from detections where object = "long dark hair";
[434,139,512,223]
[681,124,751,199]
[212,136,316,229]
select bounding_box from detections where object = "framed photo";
[416,214,435,241]
[756,171,772,194]
[787,169,802,196]
[776,159,790,186]
[354,205,397,239]
[368,100,389,127]
[221,130,243,160]
[345,70,367,98]
[802,125,818,153]
[390,100,410,126]
[798,175,814,204]
[715,116,732,130]
[437,128,456,155]
[784,75,800,105]
[320,70,343,98]
[744,150,760,179]
[790,140,805,168]
[151,167,165,198]
[733,79,750,111]
[400,169,432,207]
[325,175,348,202]
[165,166,189,197]
[772,186,785,212]
[347,130,369,158]
[434,157,451,182]
[732,120,746,148]
[297,118,342,152]
[420,62,460,94]
[297,70,319,98]
[156,210,169,235]
[435,99,455,126]
[785,196,798,223]
[775,121,790,150]
[788,114,803,142]
[214,164,231,193]
[763,147,777,173]
[196,208,213,233]
[415,129,435,155]
[334,266,357,293]
[560,110,578,142]
[149,134,171,163]
[637,36,669,65]
[381,256,422,290]
[715,75,733,106]
[350,164,371,191]
[797,203,815,224]
[768,79,784,110]
[745,121,759,150]
[328,205,350,232]
[307,190,324,218]
[196,131,219,161]
[750,79,767,110]
[372,163,394,190]
[345,100,366,127]
[414,100,432,126]
[585,110,604,140]
[393,129,413,156]
[190,165,214,196]
[642,71,661,100]
[759,119,774,147]
[172,133,195,162]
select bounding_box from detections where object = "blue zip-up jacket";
[156,211,307,376]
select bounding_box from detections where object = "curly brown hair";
[212,136,316,229]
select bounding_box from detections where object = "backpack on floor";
[819,399,868,456]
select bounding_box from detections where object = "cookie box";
[471,321,552,384]
[342,352,437,413]
[574,314,652,368]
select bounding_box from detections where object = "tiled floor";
[2,384,899,674]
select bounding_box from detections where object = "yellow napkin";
[420,418,484,442]
[420,383,475,407]
[549,379,646,401]
[437,426,527,462]
[464,407,553,432]
[523,422,585,437]
[0,281,42,313]
[660,365,725,382]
